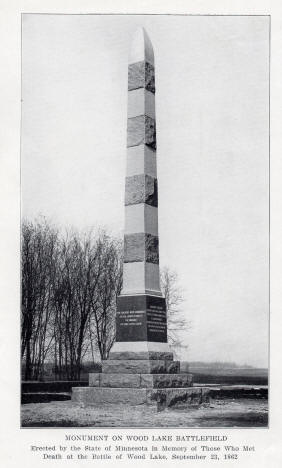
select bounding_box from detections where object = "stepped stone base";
[72,386,210,408]
[71,344,198,409]
[89,372,193,388]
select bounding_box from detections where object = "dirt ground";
[21,398,268,428]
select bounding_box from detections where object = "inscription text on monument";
[116,295,167,342]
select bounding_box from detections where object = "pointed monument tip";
[129,27,154,66]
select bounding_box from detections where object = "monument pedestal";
[71,292,198,408]
[71,351,205,409]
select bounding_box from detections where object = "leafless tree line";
[21,218,188,381]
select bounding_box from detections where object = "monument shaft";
[123,30,160,297]
[111,28,170,357]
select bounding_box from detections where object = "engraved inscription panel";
[116,295,147,342]
[116,295,167,342]
[146,296,167,342]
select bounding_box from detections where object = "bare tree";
[51,229,122,377]
[160,266,189,353]
[21,218,58,380]
[52,231,81,380]
[52,229,105,379]
[88,234,123,360]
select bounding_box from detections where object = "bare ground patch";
[21,398,268,428]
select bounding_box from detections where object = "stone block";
[125,174,158,207]
[126,145,157,179]
[121,263,162,298]
[128,60,155,93]
[102,359,163,374]
[109,340,172,360]
[89,372,193,389]
[153,387,207,408]
[101,374,141,388]
[144,263,162,300]
[127,115,156,149]
[140,373,193,388]
[72,386,209,409]
[124,204,158,236]
[102,359,180,374]
[124,233,159,264]
[72,387,149,406]
[108,351,174,361]
[121,262,146,296]
[127,88,155,120]
[145,234,159,263]
[89,374,100,387]
[166,360,180,373]
[124,232,145,262]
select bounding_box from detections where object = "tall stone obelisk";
[72,29,198,408]
[110,27,171,360]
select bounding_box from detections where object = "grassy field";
[191,367,268,386]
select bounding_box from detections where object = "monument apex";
[128,27,154,66]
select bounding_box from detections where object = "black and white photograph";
[20,14,269,428]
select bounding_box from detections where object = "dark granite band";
[124,233,159,264]
[125,174,158,207]
[127,115,156,150]
[128,60,155,94]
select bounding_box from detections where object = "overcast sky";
[22,14,269,367]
